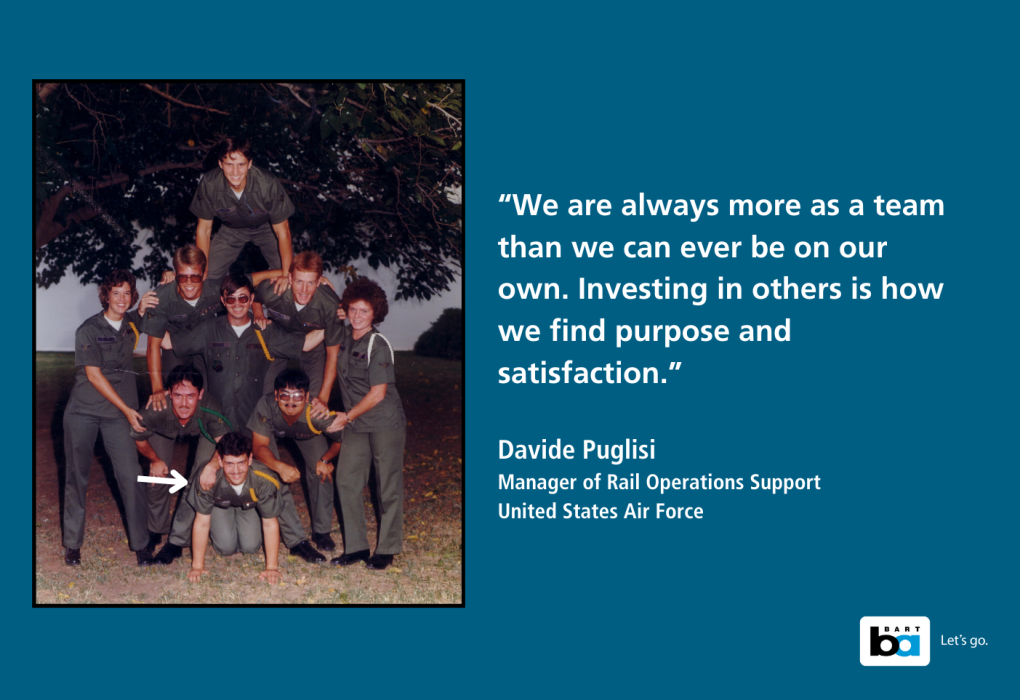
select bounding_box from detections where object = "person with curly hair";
[328,278,407,570]
[62,270,157,567]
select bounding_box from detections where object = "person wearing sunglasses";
[190,135,295,282]
[150,272,329,565]
[138,244,283,412]
[246,369,345,552]
[253,251,343,417]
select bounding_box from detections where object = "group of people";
[60,136,407,582]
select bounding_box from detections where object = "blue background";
[17,2,1016,697]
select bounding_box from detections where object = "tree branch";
[37,83,60,103]
[35,160,204,249]
[140,83,230,115]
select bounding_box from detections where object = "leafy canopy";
[34,82,463,300]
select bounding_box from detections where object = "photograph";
[33,81,464,605]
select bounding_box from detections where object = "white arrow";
[138,469,188,494]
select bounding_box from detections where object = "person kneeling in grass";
[187,431,284,584]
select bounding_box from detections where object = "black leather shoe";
[64,548,81,566]
[291,540,326,563]
[152,542,183,566]
[366,554,394,570]
[311,532,336,552]
[136,549,154,567]
[329,549,370,566]
[145,532,163,554]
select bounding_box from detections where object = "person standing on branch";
[191,136,295,281]
[62,270,156,567]
[329,278,407,571]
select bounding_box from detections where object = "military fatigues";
[335,326,407,555]
[62,310,149,552]
[247,395,341,537]
[138,277,225,385]
[167,316,309,548]
[185,462,283,556]
[129,394,230,535]
[173,316,303,432]
[254,279,343,397]
[190,166,296,280]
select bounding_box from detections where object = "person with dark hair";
[139,244,283,412]
[254,251,343,408]
[150,272,329,565]
[329,278,406,570]
[246,369,345,551]
[191,135,296,280]
[62,270,155,567]
[129,364,230,554]
[186,432,285,584]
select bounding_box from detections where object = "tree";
[34,82,463,300]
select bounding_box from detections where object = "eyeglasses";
[277,391,306,401]
[177,274,203,284]
[223,295,250,305]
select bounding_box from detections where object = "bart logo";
[860,617,930,666]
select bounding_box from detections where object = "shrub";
[414,308,463,360]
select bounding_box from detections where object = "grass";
[34,351,463,605]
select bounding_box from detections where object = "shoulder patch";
[253,470,280,489]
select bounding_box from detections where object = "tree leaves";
[34,82,463,301]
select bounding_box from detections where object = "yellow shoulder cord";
[255,329,274,360]
[307,404,323,434]
[249,488,258,503]
[253,470,281,489]
[128,322,140,351]
[305,404,336,435]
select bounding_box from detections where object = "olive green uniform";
[334,325,407,555]
[185,461,283,556]
[129,394,230,535]
[168,316,308,548]
[138,277,225,385]
[247,395,341,537]
[62,310,149,552]
[254,279,343,398]
[173,316,303,431]
[190,165,295,280]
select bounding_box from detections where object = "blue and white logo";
[860,616,930,666]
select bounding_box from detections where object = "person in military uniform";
[129,364,230,553]
[328,278,407,571]
[247,369,344,552]
[186,432,285,584]
[191,135,295,281]
[139,244,283,412]
[150,272,327,565]
[253,251,343,408]
[62,270,154,567]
